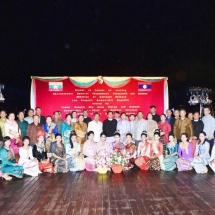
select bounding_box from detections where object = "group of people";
[1,105,215,181]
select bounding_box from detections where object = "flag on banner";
[49,82,63,91]
[138,82,152,91]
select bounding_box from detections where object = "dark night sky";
[0,1,215,112]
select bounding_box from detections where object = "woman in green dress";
[0,136,24,180]
[163,133,178,171]
[61,114,73,147]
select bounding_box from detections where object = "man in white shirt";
[132,111,148,146]
[87,112,103,143]
[202,106,215,155]
[24,108,34,124]
[129,114,135,133]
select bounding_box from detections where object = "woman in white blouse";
[4,112,21,154]
[18,136,41,176]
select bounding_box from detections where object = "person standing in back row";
[83,109,92,126]
[103,111,117,144]
[202,106,215,155]
[132,111,148,146]
[149,106,160,123]
[174,109,193,142]
[191,111,204,155]
[35,107,46,125]
[52,111,63,134]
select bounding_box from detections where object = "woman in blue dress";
[66,131,85,171]
[191,131,210,173]
[163,133,178,171]
[0,136,24,180]
[61,113,73,147]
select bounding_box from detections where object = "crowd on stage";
[1,105,215,180]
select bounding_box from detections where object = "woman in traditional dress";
[158,114,171,153]
[74,115,87,149]
[51,133,69,173]
[123,132,137,171]
[32,130,54,173]
[191,131,210,173]
[135,131,151,170]
[18,136,41,176]
[43,116,58,152]
[176,133,194,171]
[95,132,111,170]
[110,131,125,154]
[83,131,97,171]
[147,130,164,171]
[163,133,178,171]
[4,112,22,155]
[66,131,85,171]
[61,114,73,147]
[0,136,24,180]
[146,113,158,142]
[96,132,111,158]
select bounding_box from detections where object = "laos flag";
[138,82,152,91]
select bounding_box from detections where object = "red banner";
[32,77,168,121]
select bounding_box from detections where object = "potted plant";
[110,151,127,173]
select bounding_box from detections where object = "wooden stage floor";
[1,168,215,215]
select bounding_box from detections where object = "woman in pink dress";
[4,113,21,155]
[83,131,97,171]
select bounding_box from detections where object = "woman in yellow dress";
[74,115,87,150]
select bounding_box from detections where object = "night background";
[0,1,215,114]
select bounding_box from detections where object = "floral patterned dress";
[66,141,85,171]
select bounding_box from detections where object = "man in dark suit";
[35,107,46,125]
[149,105,160,123]
[83,109,92,126]
[192,111,204,140]
[166,109,175,133]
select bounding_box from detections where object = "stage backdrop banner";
[31,76,168,121]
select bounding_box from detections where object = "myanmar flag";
[49,82,63,91]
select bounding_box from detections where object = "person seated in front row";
[191,131,210,174]
[96,132,111,159]
[163,133,178,171]
[18,136,41,176]
[123,133,137,171]
[32,130,55,173]
[96,132,111,171]
[83,131,97,171]
[147,130,164,171]
[110,131,125,154]
[0,136,24,180]
[66,131,85,172]
[176,133,194,171]
[51,133,69,173]
[135,131,151,170]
